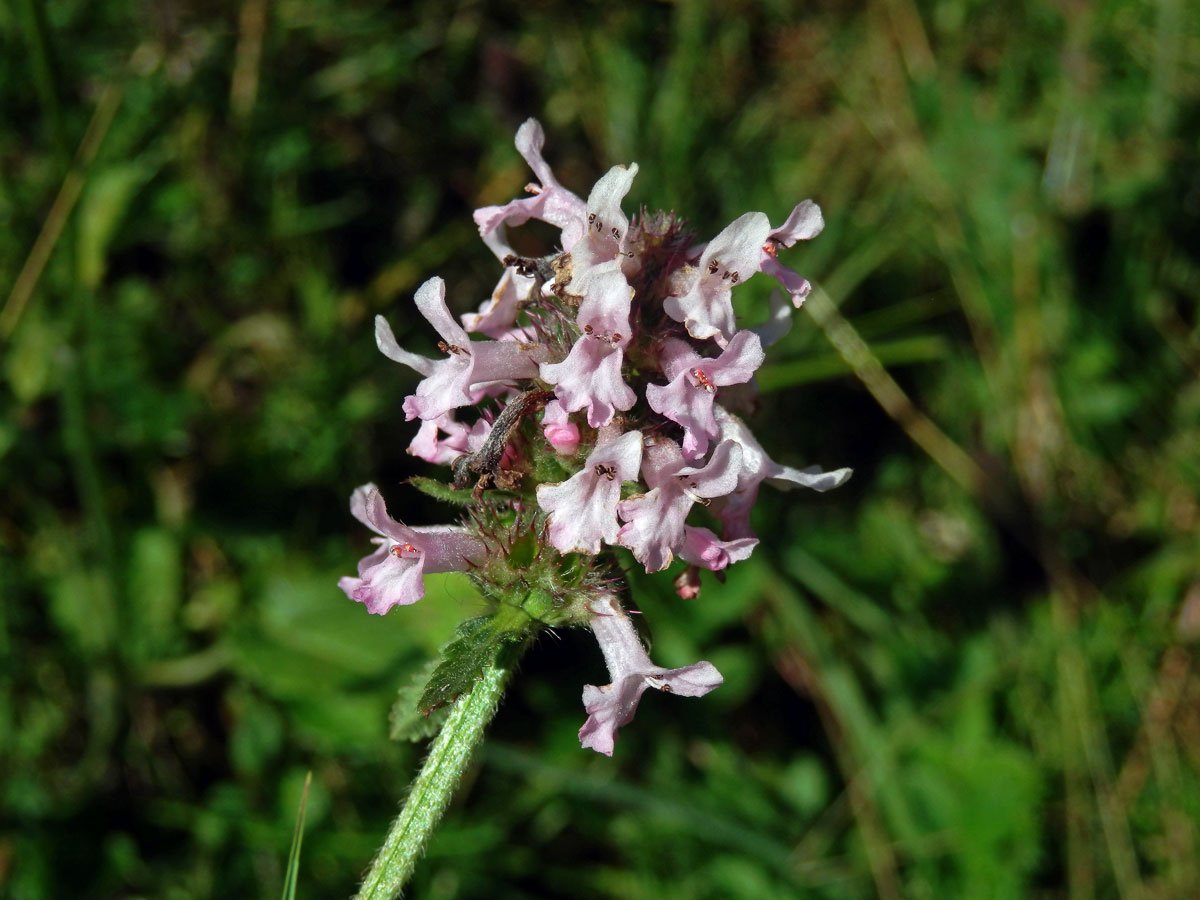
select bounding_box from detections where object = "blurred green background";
[3,0,1199,897]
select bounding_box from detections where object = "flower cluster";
[341,119,851,755]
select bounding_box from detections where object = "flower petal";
[769,199,824,246]
[375,316,435,376]
[340,484,487,614]
[536,430,642,554]
[462,267,533,337]
[760,255,813,308]
[663,212,771,345]
[541,399,580,456]
[578,595,722,755]
[541,336,635,429]
[677,525,758,570]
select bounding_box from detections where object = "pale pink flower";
[760,199,824,307]
[663,212,771,346]
[579,594,723,756]
[645,330,765,460]
[407,413,479,465]
[674,566,703,600]
[461,266,534,338]
[540,266,636,428]
[677,526,758,571]
[338,483,488,614]
[751,289,793,348]
[616,438,743,573]
[536,429,642,554]
[714,405,852,540]
[375,277,541,422]
[567,164,641,286]
[473,118,587,261]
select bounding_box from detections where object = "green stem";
[355,662,513,899]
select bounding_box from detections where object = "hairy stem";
[355,662,512,900]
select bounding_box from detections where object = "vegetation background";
[3,0,1199,897]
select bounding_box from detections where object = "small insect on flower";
[691,368,717,393]
[594,463,618,481]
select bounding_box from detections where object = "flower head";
[345,118,849,754]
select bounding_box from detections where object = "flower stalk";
[354,659,514,900]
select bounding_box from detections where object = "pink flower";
[645,330,765,460]
[714,405,852,540]
[461,266,534,338]
[567,164,641,286]
[375,277,541,422]
[540,399,580,456]
[751,289,793,348]
[663,212,771,346]
[540,266,637,427]
[407,413,494,466]
[760,199,824,307]
[473,118,587,261]
[579,594,723,756]
[535,429,642,554]
[677,526,758,571]
[338,483,488,614]
[616,438,743,573]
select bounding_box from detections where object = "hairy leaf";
[417,616,527,712]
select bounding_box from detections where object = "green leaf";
[389,658,449,742]
[49,568,117,657]
[126,527,183,661]
[281,771,312,900]
[405,475,510,507]
[4,314,57,403]
[418,615,526,712]
[77,162,158,289]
